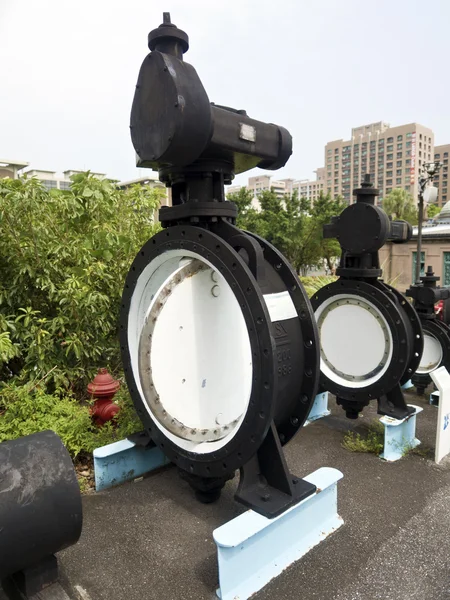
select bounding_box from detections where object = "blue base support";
[93,438,170,491]
[401,379,414,390]
[379,404,423,462]
[430,390,440,406]
[213,467,343,600]
[304,392,331,426]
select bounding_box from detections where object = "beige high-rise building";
[434,144,450,206]
[247,175,288,199]
[292,168,325,203]
[324,121,434,205]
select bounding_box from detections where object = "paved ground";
[3,388,450,600]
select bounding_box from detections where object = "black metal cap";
[421,265,440,284]
[148,13,189,56]
[353,174,379,204]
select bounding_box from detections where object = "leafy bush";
[342,421,385,455]
[0,173,163,455]
[0,380,142,457]
[299,275,338,298]
[0,173,163,392]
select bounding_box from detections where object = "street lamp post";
[415,160,443,284]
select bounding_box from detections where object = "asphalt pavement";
[3,389,450,600]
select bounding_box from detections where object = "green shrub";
[0,173,163,455]
[299,275,338,298]
[0,380,142,457]
[342,421,385,455]
[0,173,163,392]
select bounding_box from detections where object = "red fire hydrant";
[87,368,120,426]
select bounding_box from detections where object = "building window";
[406,159,411,166]
[327,149,332,155]
[378,139,385,145]
[397,135,403,141]
[406,141,412,149]
[387,137,393,143]
[386,188,392,193]
[42,180,57,189]
[387,162,393,168]
[406,132,412,138]
[387,144,393,151]
[396,169,402,175]
[397,152,403,158]
[444,253,450,287]
[445,152,449,158]
[435,153,441,159]
[335,148,339,153]
[419,151,422,158]
[397,160,402,167]
[387,154,393,160]
[419,142,422,149]
[412,251,425,282]
[387,179,393,185]
[59,181,71,191]
[354,144,359,150]
[419,133,422,140]
[397,143,403,150]
[396,178,402,184]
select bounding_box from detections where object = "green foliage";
[0,380,142,457]
[342,421,385,455]
[0,174,163,391]
[0,173,163,456]
[382,188,418,225]
[427,203,441,219]
[227,188,346,275]
[299,275,338,298]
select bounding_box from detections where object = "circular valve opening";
[416,331,443,374]
[315,294,393,388]
[132,251,253,453]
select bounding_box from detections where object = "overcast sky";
[1,0,449,186]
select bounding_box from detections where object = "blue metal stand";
[304,392,331,426]
[93,438,170,491]
[379,404,423,461]
[213,467,343,600]
[401,379,414,390]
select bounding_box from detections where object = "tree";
[226,187,346,275]
[427,203,441,219]
[382,188,418,225]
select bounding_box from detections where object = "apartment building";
[0,158,29,179]
[23,168,106,190]
[324,121,434,204]
[292,169,325,203]
[247,175,288,199]
[434,144,450,206]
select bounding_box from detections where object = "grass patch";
[403,443,434,459]
[342,421,384,455]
